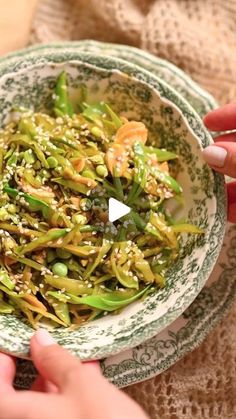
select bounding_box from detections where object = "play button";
[108,198,131,223]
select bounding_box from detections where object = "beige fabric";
[126,306,236,419]
[1,0,236,417]
[30,0,236,105]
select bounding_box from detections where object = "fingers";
[0,392,62,419]
[0,354,33,419]
[31,375,57,393]
[30,329,80,391]
[202,142,236,178]
[31,330,102,393]
[227,181,236,223]
[203,101,236,131]
[203,104,236,223]
[214,133,236,143]
[0,353,16,392]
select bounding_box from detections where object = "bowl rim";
[1,40,219,112]
[0,45,227,359]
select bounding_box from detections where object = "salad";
[0,72,202,328]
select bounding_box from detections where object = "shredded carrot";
[71,157,85,172]
[23,294,47,311]
[115,121,148,146]
[105,143,128,176]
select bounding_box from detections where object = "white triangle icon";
[108,198,131,223]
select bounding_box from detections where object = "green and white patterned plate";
[0,43,229,386]
[13,41,235,389]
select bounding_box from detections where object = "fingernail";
[35,329,55,347]
[203,146,227,167]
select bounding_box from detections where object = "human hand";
[0,0,38,54]
[203,102,236,222]
[0,330,148,419]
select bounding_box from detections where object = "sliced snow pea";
[3,186,52,220]
[52,178,89,195]
[13,257,45,271]
[104,104,123,129]
[171,223,204,234]
[131,210,163,240]
[126,145,147,204]
[46,291,69,303]
[0,301,14,314]
[134,260,155,283]
[44,275,93,296]
[144,146,178,162]
[53,300,71,326]
[83,240,112,279]
[149,212,178,248]
[0,269,15,290]
[16,228,70,255]
[54,71,74,117]
[149,166,182,194]
[134,142,182,194]
[0,223,42,238]
[67,286,150,311]
[9,296,67,327]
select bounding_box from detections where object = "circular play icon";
[88,177,156,243]
[108,198,131,223]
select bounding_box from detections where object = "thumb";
[30,329,102,393]
[202,142,236,178]
[0,353,16,393]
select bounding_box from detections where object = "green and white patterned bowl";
[0,47,226,360]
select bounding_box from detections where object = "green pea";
[47,156,58,169]
[72,213,87,225]
[52,262,68,277]
[56,248,71,259]
[23,149,36,164]
[91,126,103,138]
[96,165,108,177]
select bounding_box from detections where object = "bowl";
[0,46,226,360]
